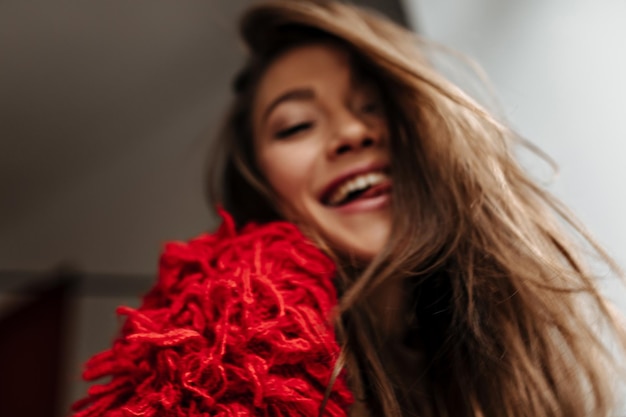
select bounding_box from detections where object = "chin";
[298,201,392,262]
[328,221,391,262]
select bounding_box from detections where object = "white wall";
[405,0,626,313]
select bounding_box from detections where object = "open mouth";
[321,170,391,207]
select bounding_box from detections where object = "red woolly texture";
[71,211,353,417]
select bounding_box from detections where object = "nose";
[327,110,382,158]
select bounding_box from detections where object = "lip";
[318,162,389,205]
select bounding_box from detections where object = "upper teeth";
[327,171,388,206]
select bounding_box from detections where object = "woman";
[73,1,626,416]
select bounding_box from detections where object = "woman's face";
[252,42,392,259]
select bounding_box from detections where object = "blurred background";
[0,0,624,415]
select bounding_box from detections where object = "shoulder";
[152,210,338,314]
[72,211,352,417]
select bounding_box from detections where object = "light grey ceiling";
[0,0,408,275]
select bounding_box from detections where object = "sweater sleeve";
[70,211,353,417]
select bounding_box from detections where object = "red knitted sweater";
[71,210,354,417]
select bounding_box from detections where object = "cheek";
[257,142,319,215]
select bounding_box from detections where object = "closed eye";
[275,122,314,139]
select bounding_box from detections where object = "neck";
[367,276,407,342]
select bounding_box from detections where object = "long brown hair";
[208,1,626,416]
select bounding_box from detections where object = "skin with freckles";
[252,43,392,259]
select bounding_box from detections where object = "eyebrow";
[262,88,315,123]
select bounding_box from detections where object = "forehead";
[253,43,353,108]
[265,42,351,81]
